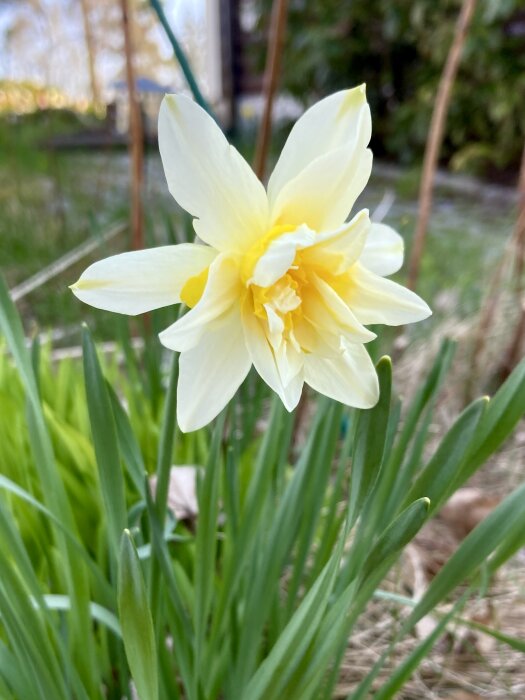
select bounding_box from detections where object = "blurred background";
[1,0,524,355]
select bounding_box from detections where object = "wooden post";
[407,0,477,291]
[120,0,144,251]
[252,0,289,180]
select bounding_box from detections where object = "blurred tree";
[254,0,525,176]
[79,0,100,104]
[0,0,184,101]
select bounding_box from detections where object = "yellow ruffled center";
[179,224,298,309]
[248,264,313,364]
[240,224,296,283]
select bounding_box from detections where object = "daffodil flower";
[71,85,430,432]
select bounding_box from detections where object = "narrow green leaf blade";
[118,530,158,700]
[107,381,146,496]
[460,355,525,483]
[348,356,392,527]
[404,396,487,513]
[82,326,127,556]
[406,480,525,629]
[361,497,430,581]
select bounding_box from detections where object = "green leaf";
[379,338,455,527]
[107,381,146,496]
[194,410,226,691]
[455,617,525,654]
[293,498,430,700]
[406,479,525,629]
[403,396,487,513]
[205,396,292,665]
[0,640,36,700]
[118,530,158,700]
[348,356,392,528]
[361,497,431,581]
[244,536,345,700]
[147,351,179,641]
[0,275,38,401]
[226,400,333,694]
[0,474,114,606]
[285,401,342,615]
[144,486,194,694]
[82,325,127,558]
[460,355,525,484]
[0,277,99,694]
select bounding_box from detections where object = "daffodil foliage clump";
[2,278,525,699]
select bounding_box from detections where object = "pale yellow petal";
[159,255,240,352]
[267,85,371,204]
[241,298,303,411]
[273,338,304,388]
[304,342,379,409]
[299,209,370,275]
[270,145,373,232]
[346,263,432,326]
[359,223,404,277]
[159,94,269,253]
[70,244,216,315]
[304,274,376,344]
[177,303,251,432]
[293,309,345,357]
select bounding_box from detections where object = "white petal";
[241,298,303,411]
[159,94,269,253]
[70,244,216,315]
[267,85,371,204]
[270,145,373,232]
[299,209,370,275]
[304,342,379,408]
[359,223,404,277]
[249,224,315,287]
[177,303,251,432]
[159,255,240,352]
[346,263,432,326]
